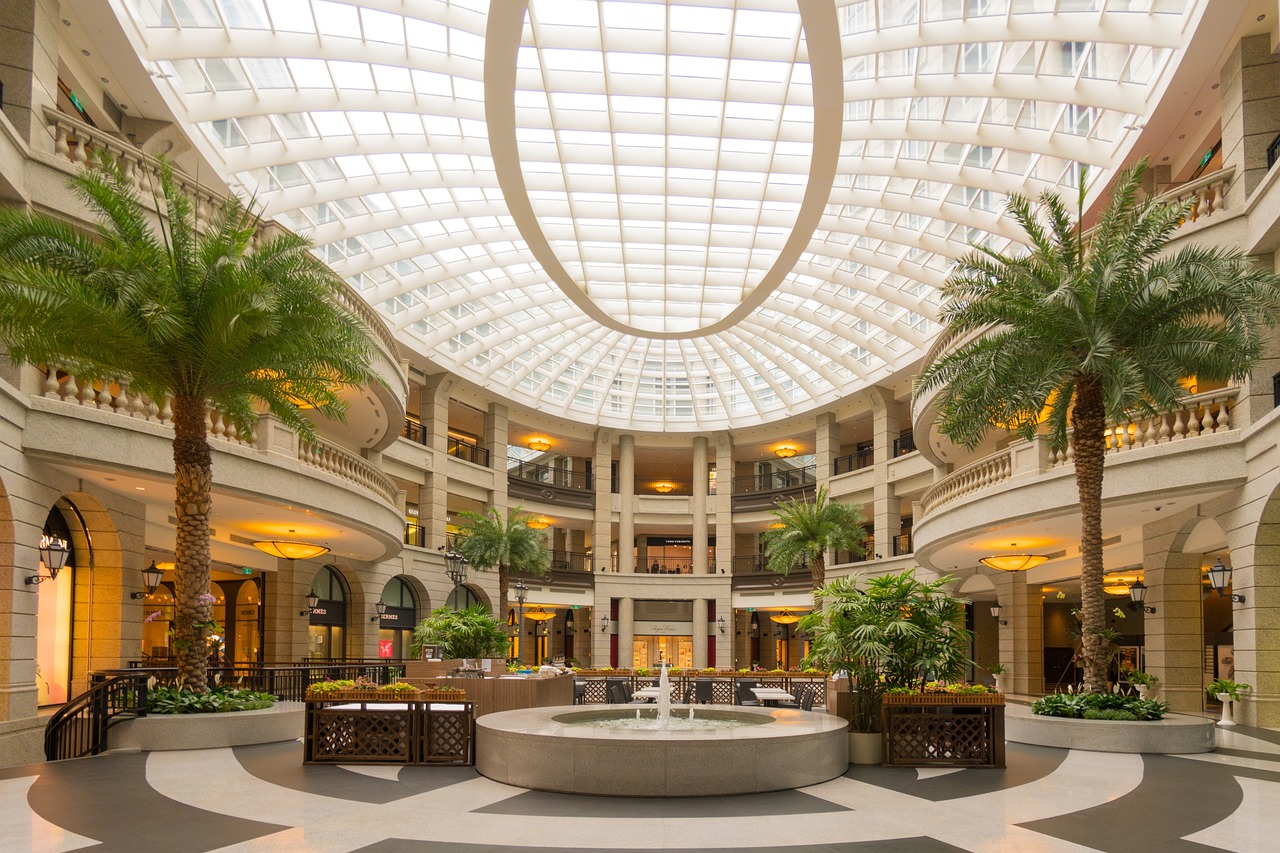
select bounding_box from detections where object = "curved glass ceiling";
[117,0,1199,429]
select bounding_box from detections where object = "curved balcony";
[21,367,405,562]
[913,388,1246,570]
[36,107,407,454]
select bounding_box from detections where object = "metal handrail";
[44,672,150,761]
[732,464,817,494]
[506,457,593,490]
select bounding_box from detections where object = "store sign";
[381,606,414,628]
[308,600,346,626]
[378,640,394,659]
[637,622,694,635]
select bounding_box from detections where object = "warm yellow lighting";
[252,531,329,561]
[654,482,675,494]
[527,438,551,452]
[774,444,798,459]
[155,561,175,572]
[526,517,551,530]
[770,608,802,624]
[523,606,557,622]
[1103,574,1142,596]
[768,521,786,530]
[979,554,1049,572]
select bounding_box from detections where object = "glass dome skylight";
[116,0,1200,428]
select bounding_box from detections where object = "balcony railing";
[833,447,874,475]
[733,464,818,494]
[893,433,916,456]
[506,457,593,491]
[639,556,707,574]
[447,436,490,468]
[548,550,590,572]
[404,522,427,548]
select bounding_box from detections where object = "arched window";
[445,585,483,611]
[307,565,349,660]
[377,577,418,661]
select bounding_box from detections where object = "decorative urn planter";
[1216,693,1237,726]
[993,675,1008,694]
[1135,684,1152,701]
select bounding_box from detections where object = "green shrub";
[1032,691,1169,720]
[148,686,275,715]
[1084,708,1138,721]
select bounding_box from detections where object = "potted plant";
[800,569,972,765]
[1207,678,1250,726]
[410,605,510,664]
[1125,669,1159,700]
[987,662,1008,694]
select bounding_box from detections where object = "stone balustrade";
[298,437,399,506]
[1161,166,1235,225]
[919,448,1013,516]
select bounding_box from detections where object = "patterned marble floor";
[2,725,1278,853]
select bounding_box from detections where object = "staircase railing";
[44,672,150,761]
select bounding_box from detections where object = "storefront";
[308,565,349,660]
[377,577,418,660]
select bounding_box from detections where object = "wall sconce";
[300,590,319,616]
[1127,581,1156,614]
[27,535,70,585]
[564,610,575,633]
[717,616,726,634]
[131,560,166,599]
[600,614,610,632]
[1207,558,1245,603]
[528,437,551,452]
[990,603,1008,625]
[371,600,388,622]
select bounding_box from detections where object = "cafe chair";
[694,678,714,704]
[736,680,759,706]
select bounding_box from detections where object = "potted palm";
[800,569,973,765]
[411,606,510,667]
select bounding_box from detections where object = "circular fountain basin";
[476,705,849,796]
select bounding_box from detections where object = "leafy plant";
[410,605,510,660]
[0,152,382,692]
[762,486,867,592]
[1125,670,1159,687]
[987,662,1006,676]
[379,681,419,695]
[148,686,274,714]
[1207,679,1251,701]
[452,507,550,618]
[913,159,1280,695]
[1032,691,1169,721]
[800,569,971,732]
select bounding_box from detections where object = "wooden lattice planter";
[420,689,466,702]
[303,699,474,765]
[881,693,1005,768]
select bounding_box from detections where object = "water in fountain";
[656,663,672,729]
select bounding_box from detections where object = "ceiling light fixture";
[979,552,1048,572]
[770,608,802,624]
[523,606,556,622]
[252,530,329,561]
[774,444,798,459]
[527,438,551,452]
[654,482,675,493]
[526,517,551,530]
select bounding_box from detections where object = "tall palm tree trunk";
[172,395,213,692]
[811,553,826,597]
[1072,376,1109,694]
[498,563,509,621]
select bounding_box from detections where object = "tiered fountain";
[475,663,847,796]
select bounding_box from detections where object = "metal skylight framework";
[115,0,1199,428]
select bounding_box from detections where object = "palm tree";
[762,486,867,593]
[452,506,550,618]
[914,159,1280,694]
[0,153,380,692]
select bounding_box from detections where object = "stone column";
[484,402,509,509]
[692,598,709,668]
[1220,33,1280,206]
[261,559,311,662]
[618,597,634,670]
[714,432,734,576]
[0,0,59,147]
[592,429,613,572]
[618,435,636,574]
[993,570,1044,695]
[815,411,838,483]
[715,596,733,668]
[1143,520,1207,714]
[869,388,900,559]
[692,436,709,574]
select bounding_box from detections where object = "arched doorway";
[35,506,76,706]
[377,576,420,661]
[307,565,350,660]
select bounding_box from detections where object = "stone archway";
[52,493,126,697]
[0,476,18,721]
[1141,511,1225,714]
[1240,481,1280,726]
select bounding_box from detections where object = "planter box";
[304,699,475,765]
[882,694,1005,768]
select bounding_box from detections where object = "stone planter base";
[1004,703,1214,753]
[109,702,304,752]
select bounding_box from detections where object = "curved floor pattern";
[1,725,1277,852]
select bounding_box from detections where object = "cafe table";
[751,687,796,707]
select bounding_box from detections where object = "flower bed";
[1031,692,1169,721]
[148,686,275,714]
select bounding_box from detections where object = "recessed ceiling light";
[135,486,145,491]
[1178,134,1186,139]
[1194,110,1202,116]
[1212,83,1220,90]
[1162,156,1169,161]
[100,77,109,84]
[1258,14,1266,21]
[81,49,89,57]
[62,19,70,26]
